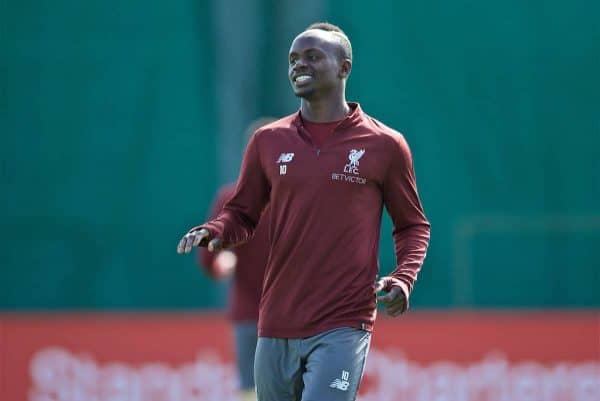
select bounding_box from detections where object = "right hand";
[177,228,222,254]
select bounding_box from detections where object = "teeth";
[295,75,312,83]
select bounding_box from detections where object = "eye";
[308,54,318,61]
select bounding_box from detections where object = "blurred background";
[1,1,598,400]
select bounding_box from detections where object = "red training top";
[198,103,430,338]
[302,118,341,148]
[198,183,269,322]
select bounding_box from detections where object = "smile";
[294,75,313,85]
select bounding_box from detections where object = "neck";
[300,92,349,122]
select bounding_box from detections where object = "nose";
[296,57,308,66]
[293,57,308,70]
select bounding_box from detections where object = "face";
[288,30,350,100]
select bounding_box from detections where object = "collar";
[292,102,363,130]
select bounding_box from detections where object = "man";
[197,118,274,401]
[178,22,430,401]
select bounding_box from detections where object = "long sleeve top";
[196,103,430,338]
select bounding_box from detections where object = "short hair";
[305,22,353,62]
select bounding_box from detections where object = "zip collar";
[291,102,364,131]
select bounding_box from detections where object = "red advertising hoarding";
[1,311,598,401]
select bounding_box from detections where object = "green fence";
[1,1,598,309]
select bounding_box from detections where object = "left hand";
[374,278,406,317]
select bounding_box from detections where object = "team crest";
[343,149,365,175]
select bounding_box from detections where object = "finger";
[377,287,403,304]
[184,233,196,254]
[385,298,406,316]
[384,287,403,302]
[386,302,402,315]
[377,294,390,303]
[192,229,209,247]
[374,280,384,293]
[181,235,192,254]
[385,302,400,316]
[177,237,186,254]
[386,301,405,317]
[183,234,190,254]
[387,307,403,317]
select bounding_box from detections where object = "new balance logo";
[277,153,294,163]
[329,370,350,391]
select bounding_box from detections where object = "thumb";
[374,276,394,294]
[207,238,223,252]
[377,293,392,302]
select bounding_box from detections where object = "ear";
[338,58,352,79]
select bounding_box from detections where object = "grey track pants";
[254,327,371,401]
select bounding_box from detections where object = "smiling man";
[178,22,430,401]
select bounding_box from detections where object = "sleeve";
[196,186,233,278]
[382,133,431,312]
[191,131,271,248]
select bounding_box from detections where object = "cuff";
[382,277,411,313]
